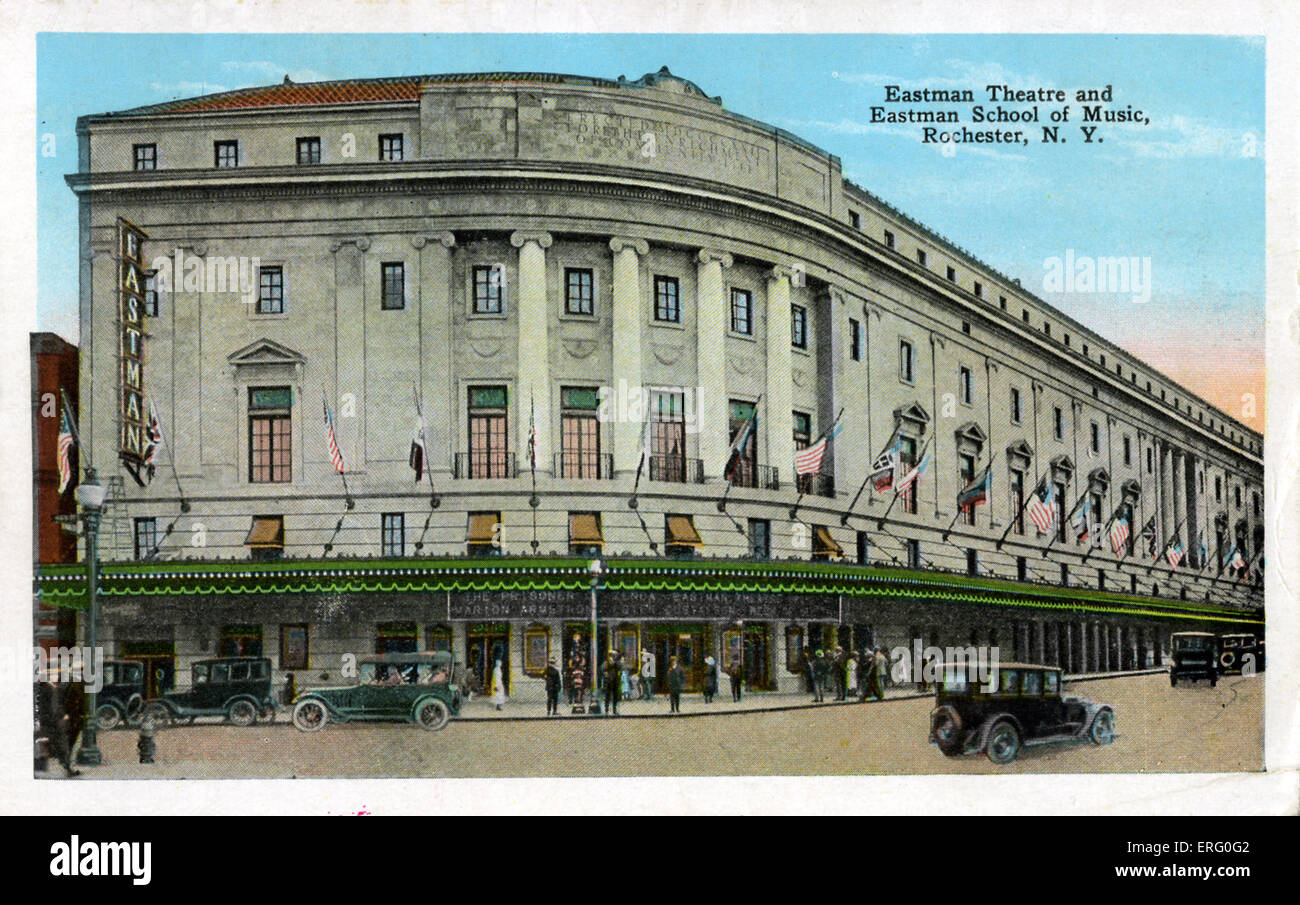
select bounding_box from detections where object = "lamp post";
[588,559,603,714]
[74,467,107,766]
[737,619,745,698]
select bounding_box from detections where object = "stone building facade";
[45,68,1263,700]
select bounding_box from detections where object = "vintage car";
[142,657,278,726]
[929,662,1116,765]
[94,659,147,730]
[1169,632,1218,686]
[291,651,461,732]
[1217,633,1264,675]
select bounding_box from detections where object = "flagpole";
[413,382,440,510]
[1045,483,1088,553]
[943,458,989,541]
[719,395,761,514]
[844,426,902,527]
[997,468,1045,550]
[841,472,872,527]
[1082,502,1122,564]
[323,390,354,510]
[529,392,539,552]
[628,410,652,510]
[877,435,930,531]
[790,407,843,521]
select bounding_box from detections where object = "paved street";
[53,671,1262,779]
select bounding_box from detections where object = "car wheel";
[1089,710,1116,745]
[930,705,964,756]
[1220,651,1236,671]
[227,699,258,727]
[985,721,1021,765]
[95,703,123,731]
[260,706,276,724]
[292,699,328,732]
[142,702,173,728]
[415,698,450,731]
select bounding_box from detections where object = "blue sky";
[36,32,1265,423]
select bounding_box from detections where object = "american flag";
[323,397,345,474]
[527,396,537,473]
[143,398,164,482]
[56,405,75,495]
[1026,481,1056,534]
[795,418,842,476]
[894,444,931,495]
[1109,515,1130,558]
[1166,539,1184,570]
[1072,495,1091,543]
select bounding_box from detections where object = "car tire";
[95,703,123,731]
[142,702,174,728]
[415,698,450,731]
[227,699,258,727]
[1220,651,1236,671]
[1089,709,1116,745]
[931,705,964,756]
[985,721,1021,765]
[292,699,329,732]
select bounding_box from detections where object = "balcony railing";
[553,452,614,480]
[796,471,835,498]
[728,462,781,491]
[452,451,517,480]
[648,455,704,484]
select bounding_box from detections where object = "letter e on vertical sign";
[118,217,149,478]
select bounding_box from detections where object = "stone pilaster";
[696,249,733,480]
[610,237,649,476]
[330,236,370,471]
[413,232,456,476]
[511,230,554,473]
[765,266,795,486]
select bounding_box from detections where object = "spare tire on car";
[930,705,964,756]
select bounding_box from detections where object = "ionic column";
[413,232,456,475]
[766,266,795,486]
[1076,621,1088,674]
[696,249,733,480]
[1159,442,1174,545]
[1100,626,1111,671]
[1171,449,1186,547]
[331,236,371,469]
[511,231,553,472]
[1034,622,1046,663]
[610,237,648,476]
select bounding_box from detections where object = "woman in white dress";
[491,660,506,711]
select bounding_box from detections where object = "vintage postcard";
[7,1,1298,817]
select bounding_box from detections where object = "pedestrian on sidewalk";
[491,660,506,711]
[640,648,656,701]
[868,647,888,701]
[728,651,743,702]
[667,656,685,713]
[812,650,828,703]
[801,648,816,698]
[703,656,718,703]
[544,657,562,716]
[621,659,632,702]
[847,652,858,698]
[604,651,623,715]
[833,646,848,700]
[35,679,81,777]
[857,649,873,702]
[570,649,587,707]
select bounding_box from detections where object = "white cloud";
[1126,114,1261,160]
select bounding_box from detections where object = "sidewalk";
[455,667,1164,721]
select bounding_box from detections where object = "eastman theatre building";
[44,68,1263,698]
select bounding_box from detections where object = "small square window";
[946,266,956,282]
[296,136,321,165]
[379,134,404,161]
[654,276,680,323]
[566,268,595,316]
[381,262,405,310]
[999,296,1007,311]
[916,249,928,266]
[973,281,983,298]
[884,230,896,249]
[214,140,239,168]
[849,211,861,229]
[133,144,157,171]
[961,321,971,335]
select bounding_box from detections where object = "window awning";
[468,513,500,544]
[665,515,702,547]
[570,513,603,546]
[813,525,843,558]
[245,517,284,548]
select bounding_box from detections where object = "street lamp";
[74,467,106,766]
[737,619,745,699]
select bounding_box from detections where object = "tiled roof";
[102,72,627,118]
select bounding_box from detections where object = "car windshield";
[1045,672,1060,695]
[1175,636,1211,651]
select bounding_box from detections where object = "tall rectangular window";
[379,133,404,161]
[143,271,159,317]
[280,625,310,670]
[381,262,405,310]
[749,519,771,561]
[565,268,594,316]
[133,144,157,171]
[730,288,753,335]
[906,539,921,569]
[214,140,239,168]
[884,230,896,249]
[296,136,321,165]
[133,517,157,560]
[650,391,686,482]
[1009,468,1025,535]
[560,387,601,478]
[1010,387,1022,424]
[257,266,284,315]
[467,386,509,479]
[249,387,292,483]
[472,265,504,314]
[899,435,919,514]
[1123,435,1132,466]
[849,210,861,228]
[1055,481,1068,543]
[1054,406,1064,441]
[916,249,927,266]
[849,318,862,361]
[899,339,914,383]
[959,453,977,525]
[654,276,680,323]
[1090,421,1101,454]
[947,266,957,282]
[727,400,759,488]
[959,366,973,405]
[381,513,405,557]
[791,304,808,349]
[856,531,870,565]
[1215,475,1222,502]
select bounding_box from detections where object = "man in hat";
[543,656,562,716]
[811,650,828,703]
[640,648,656,701]
[832,646,848,701]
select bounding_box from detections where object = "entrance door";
[745,624,770,690]
[646,625,705,692]
[121,641,175,699]
[467,627,510,695]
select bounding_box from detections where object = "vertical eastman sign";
[117,217,148,486]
